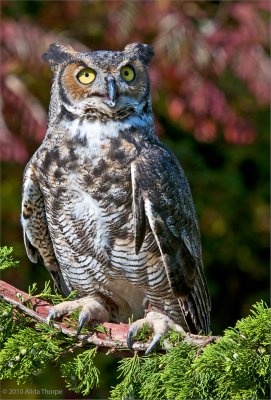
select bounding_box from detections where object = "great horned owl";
[21,43,210,353]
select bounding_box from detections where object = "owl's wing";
[131,142,210,334]
[21,161,70,296]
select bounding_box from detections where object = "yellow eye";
[120,65,135,82]
[76,68,96,85]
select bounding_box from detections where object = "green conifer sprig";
[110,301,270,400]
[0,300,34,346]
[27,281,77,305]
[0,302,15,345]
[0,326,61,382]
[60,347,100,395]
[0,246,19,270]
[110,353,142,399]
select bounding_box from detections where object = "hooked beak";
[104,76,117,108]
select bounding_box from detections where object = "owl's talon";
[127,318,146,352]
[45,297,110,338]
[77,311,89,336]
[145,333,162,355]
[46,309,55,325]
[127,325,139,352]
[127,329,134,353]
[127,311,186,354]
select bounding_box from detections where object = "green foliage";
[61,347,100,395]
[0,302,17,345]
[1,248,269,398]
[184,301,270,400]
[109,340,197,400]
[110,353,142,399]
[0,322,71,383]
[94,324,108,335]
[28,281,77,305]
[0,300,269,399]
[134,323,153,342]
[0,301,34,346]
[0,293,100,389]
[0,246,19,270]
[110,302,270,400]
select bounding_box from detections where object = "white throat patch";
[62,114,153,157]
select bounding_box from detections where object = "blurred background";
[1,0,270,398]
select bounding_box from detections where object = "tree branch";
[0,280,220,356]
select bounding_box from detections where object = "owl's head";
[43,43,154,121]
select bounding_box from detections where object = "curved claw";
[46,308,56,325]
[127,325,139,353]
[127,318,147,352]
[145,333,162,355]
[77,311,89,336]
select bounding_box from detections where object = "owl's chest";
[63,157,133,215]
[39,127,138,219]
[65,136,135,206]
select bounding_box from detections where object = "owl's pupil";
[85,73,89,77]
[124,71,129,76]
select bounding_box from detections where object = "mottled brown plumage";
[21,43,210,353]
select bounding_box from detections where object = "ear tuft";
[124,43,154,65]
[42,43,75,69]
